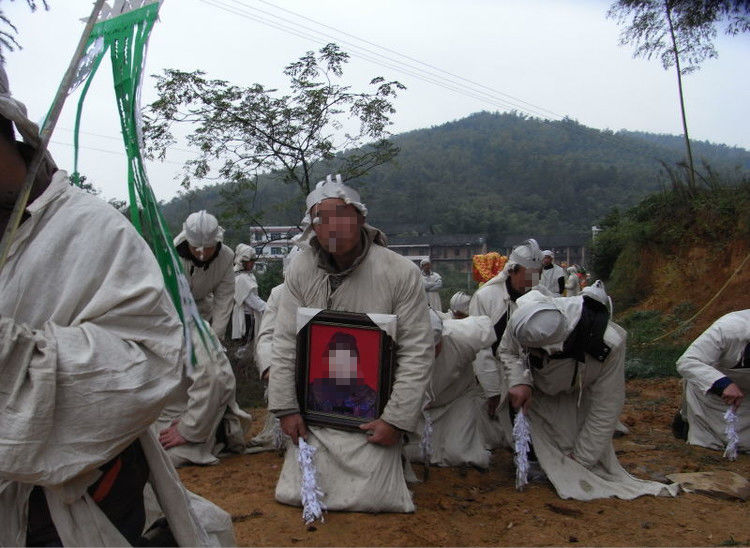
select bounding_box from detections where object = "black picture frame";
[296,309,396,430]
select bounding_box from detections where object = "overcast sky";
[4,0,749,201]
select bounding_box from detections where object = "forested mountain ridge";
[160,111,750,245]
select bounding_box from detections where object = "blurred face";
[543,255,552,266]
[0,131,26,198]
[325,348,359,385]
[509,266,539,292]
[421,262,432,274]
[311,198,364,256]
[242,259,256,271]
[188,244,216,262]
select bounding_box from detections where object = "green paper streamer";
[70,3,218,364]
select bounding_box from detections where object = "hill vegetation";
[160,111,750,246]
[590,171,750,377]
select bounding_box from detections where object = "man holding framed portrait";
[268,175,434,513]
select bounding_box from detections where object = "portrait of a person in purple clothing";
[307,331,377,420]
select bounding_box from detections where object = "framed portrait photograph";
[296,309,397,430]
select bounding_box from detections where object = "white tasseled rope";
[513,409,532,490]
[723,407,739,461]
[420,408,433,463]
[297,438,325,524]
[272,417,285,452]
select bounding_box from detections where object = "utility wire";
[198,0,558,119]
[192,0,687,165]
[50,138,185,166]
[57,125,195,154]
[250,0,565,120]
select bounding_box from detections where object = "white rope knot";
[512,409,532,490]
[272,417,285,452]
[420,408,433,463]
[297,438,325,525]
[723,407,739,461]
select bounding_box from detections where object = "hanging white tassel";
[723,407,739,461]
[420,408,433,463]
[297,438,325,525]
[513,409,532,490]
[272,417,285,452]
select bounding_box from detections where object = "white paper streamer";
[272,417,285,452]
[420,408,433,463]
[297,438,325,525]
[723,407,739,461]
[513,409,532,490]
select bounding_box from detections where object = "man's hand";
[261,369,269,382]
[722,383,744,410]
[486,394,501,418]
[280,413,308,445]
[359,419,401,446]
[508,384,532,411]
[159,419,188,450]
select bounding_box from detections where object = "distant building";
[388,233,487,273]
[495,233,590,267]
[248,225,302,259]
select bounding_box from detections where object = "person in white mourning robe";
[246,249,301,453]
[674,310,749,451]
[540,249,565,296]
[174,211,235,341]
[421,257,443,311]
[268,176,433,513]
[0,65,233,546]
[565,265,581,296]
[499,282,678,500]
[230,243,266,357]
[156,244,252,467]
[468,239,544,450]
[405,310,496,468]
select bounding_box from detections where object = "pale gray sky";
[4,0,749,201]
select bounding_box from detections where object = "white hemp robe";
[468,271,516,449]
[422,270,443,311]
[404,316,496,468]
[154,321,252,467]
[540,263,565,296]
[676,310,750,452]
[174,234,235,341]
[230,270,264,342]
[499,303,678,500]
[0,172,234,546]
[246,283,286,454]
[268,228,434,512]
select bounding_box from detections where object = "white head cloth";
[449,291,471,315]
[509,289,589,354]
[542,250,554,258]
[429,308,444,345]
[183,210,223,250]
[234,243,256,270]
[420,258,431,267]
[506,238,543,271]
[567,266,578,274]
[305,174,367,217]
[581,279,613,316]
[0,64,48,153]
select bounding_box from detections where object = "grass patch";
[619,309,687,379]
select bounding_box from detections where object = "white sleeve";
[244,292,267,313]
[676,321,728,393]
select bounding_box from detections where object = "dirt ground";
[180,377,750,547]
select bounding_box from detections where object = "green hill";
[160,111,750,245]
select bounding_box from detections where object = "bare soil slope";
[632,240,750,341]
[180,378,750,547]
